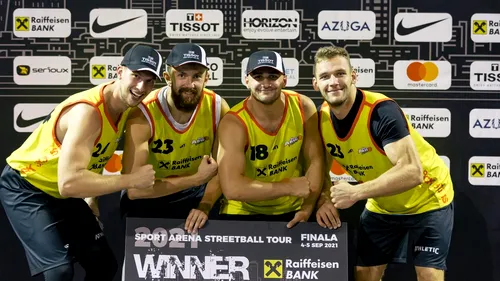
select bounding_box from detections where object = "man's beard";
[171,87,201,112]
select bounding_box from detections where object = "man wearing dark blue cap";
[0,44,161,281]
[121,43,229,234]
[216,50,325,228]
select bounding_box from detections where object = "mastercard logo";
[103,151,123,175]
[406,62,439,82]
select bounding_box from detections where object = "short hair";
[313,46,352,75]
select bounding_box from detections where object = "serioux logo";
[14,103,58,133]
[394,60,451,90]
[470,61,500,91]
[351,58,375,88]
[241,57,299,87]
[207,57,223,87]
[13,8,71,38]
[14,56,71,85]
[402,108,451,138]
[395,13,452,42]
[166,9,224,39]
[469,108,500,138]
[89,56,123,86]
[241,10,300,39]
[471,14,500,43]
[468,157,500,186]
[318,10,376,40]
[90,9,147,38]
[134,254,250,280]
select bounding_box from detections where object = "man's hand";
[316,200,341,229]
[288,177,311,198]
[330,180,357,209]
[196,155,218,184]
[84,197,99,217]
[184,208,209,234]
[287,209,313,229]
[129,164,156,189]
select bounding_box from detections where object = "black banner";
[124,218,348,281]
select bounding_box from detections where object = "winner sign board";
[124,218,348,281]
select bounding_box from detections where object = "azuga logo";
[321,21,371,31]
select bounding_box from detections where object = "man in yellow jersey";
[120,43,229,234]
[217,50,324,228]
[0,44,161,281]
[313,46,454,281]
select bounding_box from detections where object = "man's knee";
[355,265,386,281]
[415,266,444,281]
[43,263,74,281]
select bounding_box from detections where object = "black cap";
[166,43,209,68]
[246,50,286,75]
[121,44,162,79]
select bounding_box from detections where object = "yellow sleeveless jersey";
[139,87,220,178]
[319,90,453,215]
[7,82,130,199]
[222,90,305,215]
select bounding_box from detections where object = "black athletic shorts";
[120,183,209,219]
[357,202,454,270]
[0,165,115,276]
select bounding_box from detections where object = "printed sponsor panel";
[166,9,224,39]
[469,108,500,138]
[89,56,124,85]
[402,108,451,138]
[471,13,500,43]
[14,56,72,85]
[318,10,376,40]
[351,58,375,88]
[206,57,223,87]
[393,60,451,90]
[468,156,500,186]
[13,8,71,38]
[394,13,452,42]
[241,10,300,39]
[13,103,58,133]
[90,9,147,38]
[470,61,500,91]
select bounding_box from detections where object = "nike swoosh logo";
[16,111,48,128]
[396,18,448,36]
[92,15,143,34]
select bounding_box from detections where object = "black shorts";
[120,183,210,219]
[0,165,115,276]
[357,203,454,270]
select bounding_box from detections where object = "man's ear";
[312,76,319,91]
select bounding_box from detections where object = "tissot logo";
[166,9,224,39]
[394,13,452,42]
[89,9,147,38]
[14,103,58,133]
[470,61,500,91]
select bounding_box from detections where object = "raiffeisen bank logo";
[350,59,375,88]
[402,108,451,138]
[13,8,71,38]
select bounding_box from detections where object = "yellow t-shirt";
[319,90,454,214]
[221,90,305,215]
[138,87,221,177]
[7,82,130,198]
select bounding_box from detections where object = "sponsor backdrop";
[0,0,499,281]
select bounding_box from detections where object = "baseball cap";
[246,50,286,75]
[121,44,163,79]
[166,43,209,68]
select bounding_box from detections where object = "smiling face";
[117,66,156,107]
[164,63,209,112]
[313,56,357,107]
[245,67,287,105]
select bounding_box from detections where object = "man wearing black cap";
[0,44,161,281]
[216,50,324,228]
[121,43,229,234]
